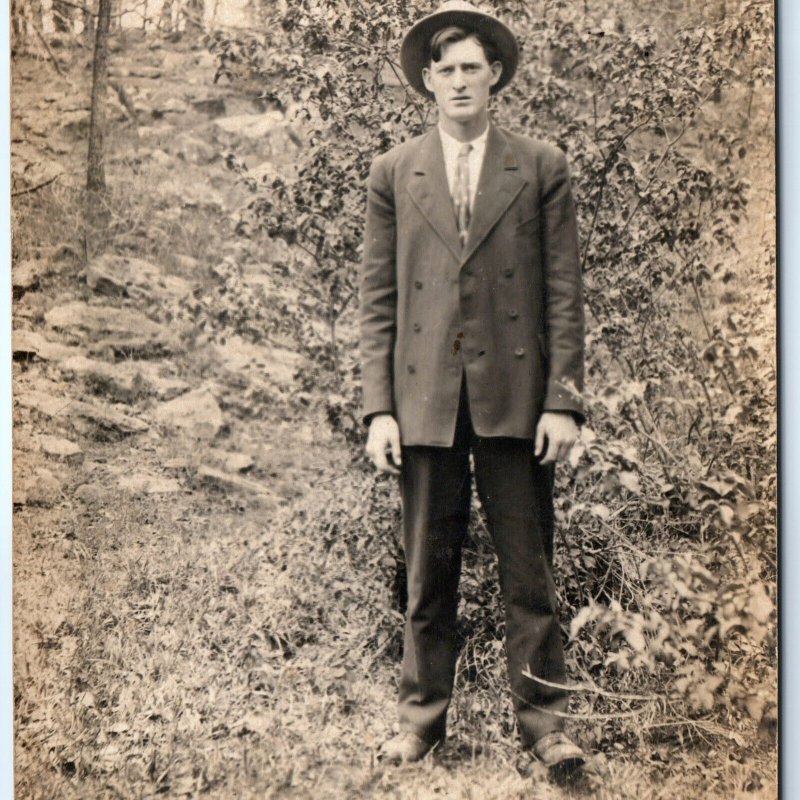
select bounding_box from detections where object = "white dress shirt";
[438,124,489,212]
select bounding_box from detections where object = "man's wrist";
[365,411,394,427]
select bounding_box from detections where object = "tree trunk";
[86,0,112,192]
[83,0,95,42]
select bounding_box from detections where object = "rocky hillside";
[12,31,357,798]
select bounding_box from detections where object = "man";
[359,0,585,773]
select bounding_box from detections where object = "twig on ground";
[12,173,62,197]
[521,669,659,703]
[528,704,649,720]
[30,20,67,78]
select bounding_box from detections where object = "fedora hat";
[400,1,519,99]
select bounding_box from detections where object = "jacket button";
[504,268,514,278]
[508,310,519,320]
[414,280,423,289]
[412,323,421,332]
[407,365,416,374]
[514,347,525,358]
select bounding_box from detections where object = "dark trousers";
[398,384,568,747]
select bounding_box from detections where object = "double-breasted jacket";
[360,123,584,447]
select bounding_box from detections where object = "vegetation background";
[11,0,776,797]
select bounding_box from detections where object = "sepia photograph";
[10,0,777,797]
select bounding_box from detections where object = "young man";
[359,0,585,772]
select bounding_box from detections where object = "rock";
[225,452,254,473]
[160,51,188,72]
[45,302,179,357]
[213,111,285,139]
[174,134,216,165]
[84,254,191,303]
[118,473,181,494]
[213,335,300,386]
[16,390,71,418]
[249,161,277,183]
[60,356,189,403]
[61,356,142,402]
[13,260,45,298]
[211,450,254,473]
[145,373,190,401]
[12,291,47,322]
[45,139,70,156]
[69,400,149,436]
[12,330,79,363]
[152,96,189,117]
[128,66,162,79]
[158,177,224,210]
[153,387,223,439]
[19,467,62,507]
[172,254,199,272]
[39,436,82,459]
[197,465,273,503]
[149,149,172,167]
[48,243,84,270]
[74,483,106,504]
[60,110,90,140]
[191,97,226,118]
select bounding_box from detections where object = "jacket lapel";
[405,124,527,265]
[406,128,463,263]
[461,124,527,265]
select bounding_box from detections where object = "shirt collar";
[438,123,490,156]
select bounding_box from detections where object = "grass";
[14,463,777,799]
[12,37,777,800]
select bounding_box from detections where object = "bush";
[195,0,776,746]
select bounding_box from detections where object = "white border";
[777,0,794,794]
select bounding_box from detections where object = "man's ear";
[489,60,502,87]
[422,66,434,94]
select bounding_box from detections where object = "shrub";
[195,0,775,745]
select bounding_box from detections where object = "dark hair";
[428,25,499,66]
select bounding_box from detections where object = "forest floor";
[11,32,777,799]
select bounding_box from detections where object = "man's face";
[422,37,502,126]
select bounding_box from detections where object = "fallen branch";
[30,20,66,78]
[109,80,138,122]
[521,669,658,704]
[12,173,62,197]
[528,704,649,721]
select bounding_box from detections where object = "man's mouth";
[452,96,471,102]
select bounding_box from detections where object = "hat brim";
[400,8,519,99]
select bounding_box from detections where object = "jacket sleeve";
[540,147,585,422]
[359,153,397,423]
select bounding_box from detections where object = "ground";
[11,31,776,799]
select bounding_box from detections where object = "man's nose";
[452,69,466,89]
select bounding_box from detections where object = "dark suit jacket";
[359,123,584,447]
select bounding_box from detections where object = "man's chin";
[442,107,479,124]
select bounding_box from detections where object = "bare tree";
[86,0,112,193]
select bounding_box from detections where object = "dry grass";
[13,462,777,799]
[11,38,776,800]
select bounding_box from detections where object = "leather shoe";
[532,731,585,776]
[378,732,441,764]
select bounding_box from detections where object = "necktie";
[453,142,472,248]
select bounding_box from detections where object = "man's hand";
[534,411,579,465]
[366,414,402,475]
